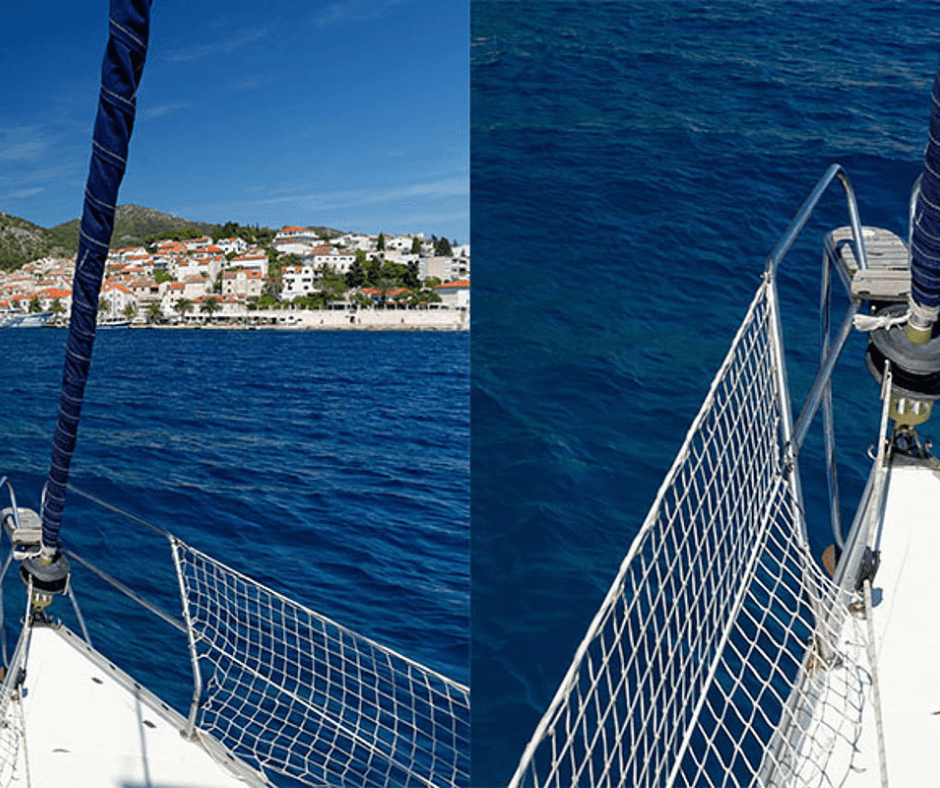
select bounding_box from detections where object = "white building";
[161,281,187,316]
[332,233,374,251]
[216,237,247,256]
[301,246,356,275]
[273,226,322,252]
[229,251,269,278]
[422,256,470,282]
[434,279,470,310]
[184,236,212,251]
[182,274,210,300]
[33,287,73,317]
[178,257,222,287]
[383,234,420,253]
[281,265,316,298]
[221,270,264,299]
[101,282,135,317]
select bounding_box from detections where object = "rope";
[863,578,889,788]
[852,311,910,332]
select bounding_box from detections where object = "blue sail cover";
[911,68,940,310]
[41,0,151,551]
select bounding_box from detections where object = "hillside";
[0,206,343,273]
[47,205,224,253]
[0,213,73,271]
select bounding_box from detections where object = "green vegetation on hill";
[50,204,220,252]
[0,213,71,271]
[0,205,344,273]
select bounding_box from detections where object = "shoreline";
[37,307,471,332]
[127,323,469,332]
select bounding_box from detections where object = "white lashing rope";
[852,311,909,332]
[863,578,889,788]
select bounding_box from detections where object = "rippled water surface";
[472,2,939,784]
[0,328,468,715]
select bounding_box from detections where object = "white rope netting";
[0,688,22,788]
[510,281,868,788]
[173,542,469,788]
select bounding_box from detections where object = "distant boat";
[96,316,131,329]
[0,310,53,328]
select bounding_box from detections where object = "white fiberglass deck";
[842,460,940,786]
[6,624,262,787]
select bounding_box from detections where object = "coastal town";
[0,226,470,330]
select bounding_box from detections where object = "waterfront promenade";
[127,307,469,331]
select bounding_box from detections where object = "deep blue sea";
[472,2,940,785]
[0,329,469,719]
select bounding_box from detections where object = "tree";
[377,232,385,251]
[346,251,366,288]
[28,296,41,313]
[411,237,422,254]
[350,292,372,309]
[154,269,173,284]
[424,276,442,288]
[200,297,221,320]
[376,276,397,308]
[176,298,193,319]
[147,303,163,324]
[435,237,452,257]
[319,265,348,304]
[364,256,382,287]
[404,261,420,289]
[123,302,137,319]
[50,298,64,315]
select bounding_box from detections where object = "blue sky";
[0,0,468,243]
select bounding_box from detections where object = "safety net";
[510,281,868,788]
[173,541,469,788]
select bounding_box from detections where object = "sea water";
[0,328,469,717]
[472,1,938,784]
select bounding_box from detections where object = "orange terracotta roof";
[35,287,72,299]
[434,279,470,289]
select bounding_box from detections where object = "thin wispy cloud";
[0,141,44,161]
[228,76,270,92]
[171,176,466,222]
[312,0,403,29]
[142,102,192,119]
[164,26,269,63]
[0,125,49,161]
[2,186,43,200]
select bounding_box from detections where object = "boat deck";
[845,459,940,785]
[5,624,264,787]
[833,459,940,786]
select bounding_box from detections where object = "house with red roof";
[222,270,264,300]
[33,287,73,316]
[433,279,470,310]
[180,274,208,301]
[229,251,269,277]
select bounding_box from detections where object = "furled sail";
[909,67,940,338]
[41,0,151,552]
